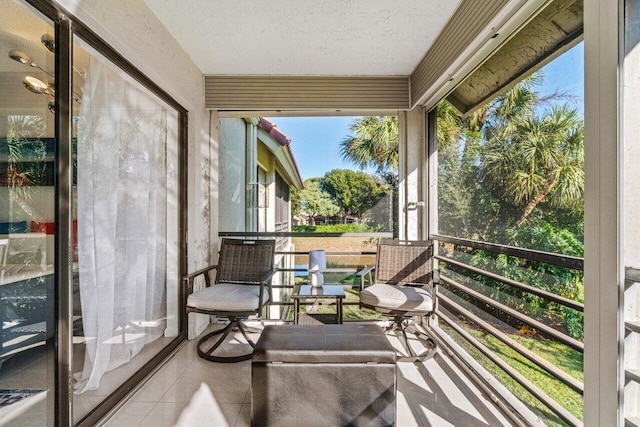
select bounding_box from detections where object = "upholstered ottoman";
[251,324,396,427]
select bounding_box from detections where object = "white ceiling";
[143,0,462,76]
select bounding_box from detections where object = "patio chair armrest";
[260,268,277,285]
[355,264,375,277]
[183,264,219,295]
[356,264,376,291]
[259,268,277,307]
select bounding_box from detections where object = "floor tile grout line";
[228,403,242,427]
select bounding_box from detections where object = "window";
[433,43,585,425]
[275,171,289,229]
[70,34,180,422]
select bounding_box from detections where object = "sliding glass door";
[1,0,186,424]
[70,34,180,423]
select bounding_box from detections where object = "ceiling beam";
[205,75,410,112]
[409,0,511,108]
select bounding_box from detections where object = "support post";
[584,0,622,425]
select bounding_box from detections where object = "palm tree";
[340,116,398,173]
[4,115,47,188]
[482,105,584,227]
[436,78,542,238]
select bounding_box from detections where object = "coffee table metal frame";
[291,284,345,324]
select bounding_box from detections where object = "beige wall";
[623,0,640,420]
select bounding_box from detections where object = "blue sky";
[538,42,584,114]
[266,116,362,180]
[269,42,584,182]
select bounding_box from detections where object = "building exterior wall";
[257,141,276,232]
[218,118,248,232]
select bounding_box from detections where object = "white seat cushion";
[360,283,433,314]
[187,283,267,312]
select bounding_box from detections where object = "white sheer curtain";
[74,57,168,393]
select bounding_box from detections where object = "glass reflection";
[0,1,56,425]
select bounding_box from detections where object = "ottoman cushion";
[251,324,396,427]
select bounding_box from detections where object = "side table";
[291,284,345,324]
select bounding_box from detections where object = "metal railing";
[218,231,384,318]
[217,231,585,425]
[624,266,640,427]
[274,221,290,251]
[430,233,584,427]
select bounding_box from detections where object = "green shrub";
[292,223,376,233]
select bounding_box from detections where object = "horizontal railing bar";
[437,292,583,393]
[435,305,583,427]
[626,320,640,334]
[431,234,584,270]
[625,266,640,283]
[427,324,536,426]
[626,416,640,427]
[278,268,358,273]
[220,231,393,238]
[435,255,584,312]
[268,302,294,306]
[440,275,584,352]
[276,251,377,256]
[267,301,360,307]
[626,369,640,385]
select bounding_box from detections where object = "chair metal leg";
[387,315,437,362]
[196,318,255,363]
[236,320,256,348]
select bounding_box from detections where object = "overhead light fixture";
[10,35,83,113]
[40,32,85,78]
[41,33,55,53]
[9,49,53,77]
[23,75,53,96]
[22,75,81,112]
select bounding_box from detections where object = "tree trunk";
[511,179,557,227]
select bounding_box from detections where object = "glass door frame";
[20,1,189,425]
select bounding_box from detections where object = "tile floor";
[100,322,513,427]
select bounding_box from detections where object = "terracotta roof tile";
[258,117,291,147]
[257,117,303,188]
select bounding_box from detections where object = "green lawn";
[292,282,382,321]
[439,322,583,427]
[287,279,584,425]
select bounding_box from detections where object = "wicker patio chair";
[184,238,276,363]
[358,239,437,361]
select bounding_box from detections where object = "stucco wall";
[56,0,215,338]
[623,1,640,420]
[398,110,424,240]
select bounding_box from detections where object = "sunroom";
[0,0,636,426]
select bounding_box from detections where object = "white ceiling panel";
[143,0,462,76]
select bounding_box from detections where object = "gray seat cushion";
[360,283,433,314]
[187,283,267,312]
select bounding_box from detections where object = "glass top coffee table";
[291,284,345,325]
